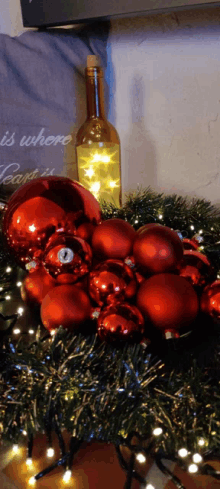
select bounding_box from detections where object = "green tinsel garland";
[0,187,220,473]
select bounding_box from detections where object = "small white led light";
[198,438,205,447]
[22,430,27,436]
[158,214,163,220]
[6,267,12,273]
[50,330,56,337]
[146,484,155,489]
[192,453,203,464]
[13,328,21,335]
[12,444,19,453]
[17,307,24,315]
[5,295,11,300]
[63,470,72,483]
[28,329,35,335]
[188,463,198,474]
[28,476,36,486]
[16,282,22,287]
[26,458,33,466]
[46,447,55,458]
[0,287,3,291]
[178,448,188,458]
[190,225,195,230]
[136,453,146,464]
[153,427,163,436]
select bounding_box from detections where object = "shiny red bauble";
[89,259,137,306]
[182,238,199,251]
[3,176,101,267]
[178,250,214,287]
[137,223,162,234]
[20,267,56,306]
[43,233,92,284]
[136,273,199,338]
[41,284,92,332]
[76,222,96,243]
[133,225,183,275]
[200,280,220,319]
[97,302,145,343]
[92,219,136,260]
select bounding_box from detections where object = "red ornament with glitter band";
[89,259,137,306]
[20,266,56,307]
[133,225,183,275]
[92,219,136,260]
[178,250,214,287]
[97,302,145,343]
[43,233,92,284]
[41,284,92,332]
[136,273,199,338]
[3,176,101,267]
[200,280,220,319]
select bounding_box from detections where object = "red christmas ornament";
[133,225,183,275]
[97,302,145,343]
[92,219,136,260]
[20,267,56,306]
[137,223,162,234]
[200,280,220,319]
[43,233,92,284]
[89,259,137,306]
[182,238,199,251]
[136,273,199,338]
[3,176,101,267]
[76,222,96,242]
[41,284,92,332]
[178,250,214,286]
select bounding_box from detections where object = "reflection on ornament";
[97,302,145,343]
[200,280,220,319]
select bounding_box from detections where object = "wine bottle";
[76,55,121,207]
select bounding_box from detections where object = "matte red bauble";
[97,302,145,343]
[20,267,56,306]
[133,225,183,275]
[179,250,214,286]
[89,259,137,306]
[76,222,96,242]
[43,233,92,284]
[41,284,91,331]
[92,219,136,260]
[3,176,101,267]
[136,273,199,338]
[200,280,220,319]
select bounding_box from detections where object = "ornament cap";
[164,330,179,340]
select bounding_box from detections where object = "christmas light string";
[1,188,220,486]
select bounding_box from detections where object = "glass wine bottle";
[76,55,121,207]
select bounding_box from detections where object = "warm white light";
[13,328,21,335]
[153,427,163,436]
[29,329,35,335]
[158,214,163,220]
[188,463,198,474]
[146,484,155,489]
[29,224,36,233]
[26,458,33,466]
[192,453,203,464]
[6,267,12,273]
[90,181,100,193]
[0,287,3,291]
[102,155,110,163]
[178,448,188,458]
[84,167,94,178]
[23,430,27,436]
[17,307,24,315]
[16,282,22,287]
[50,330,56,337]
[199,230,203,234]
[136,453,146,464]
[63,470,72,483]
[46,448,55,458]
[5,295,11,300]
[109,180,118,188]
[198,438,205,447]
[28,476,36,486]
[12,444,19,453]
[190,225,195,230]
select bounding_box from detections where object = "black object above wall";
[20,0,220,28]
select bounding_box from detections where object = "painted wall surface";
[2,2,220,205]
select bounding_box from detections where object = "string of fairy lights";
[1,192,220,488]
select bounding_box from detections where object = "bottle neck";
[86,67,106,120]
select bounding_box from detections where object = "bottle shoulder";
[76,118,120,145]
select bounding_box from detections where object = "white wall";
[2,1,220,205]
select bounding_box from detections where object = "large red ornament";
[41,284,92,332]
[133,225,183,275]
[20,267,56,307]
[178,250,214,287]
[97,302,145,343]
[3,177,101,267]
[43,233,92,284]
[137,223,162,234]
[136,273,199,338]
[89,260,137,306]
[200,280,220,319]
[92,219,136,260]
